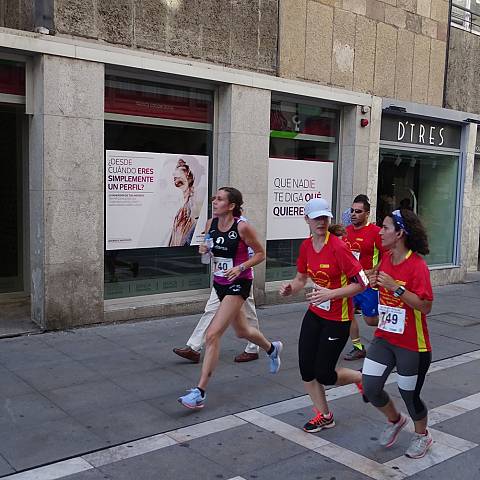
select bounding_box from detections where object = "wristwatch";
[394,285,406,297]
[239,264,246,272]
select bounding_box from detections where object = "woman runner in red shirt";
[363,209,433,459]
[280,198,368,433]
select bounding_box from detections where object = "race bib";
[378,304,406,334]
[213,257,233,277]
[352,251,360,261]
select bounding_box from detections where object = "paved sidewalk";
[0,281,479,478]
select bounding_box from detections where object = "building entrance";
[0,106,24,294]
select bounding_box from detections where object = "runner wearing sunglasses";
[343,194,385,360]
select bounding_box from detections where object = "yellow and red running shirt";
[297,232,364,322]
[344,223,384,271]
[375,250,433,352]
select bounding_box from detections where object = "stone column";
[217,84,271,303]
[338,96,381,220]
[29,55,104,329]
[461,123,477,274]
[469,155,480,272]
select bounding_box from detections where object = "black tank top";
[208,217,241,259]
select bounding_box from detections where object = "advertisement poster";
[267,158,334,240]
[106,150,209,250]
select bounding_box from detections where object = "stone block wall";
[0,0,34,30]
[279,0,449,106]
[53,0,278,74]
[445,27,480,114]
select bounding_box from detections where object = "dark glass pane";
[0,106,23,292]
[104,77,213,299]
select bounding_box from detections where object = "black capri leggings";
[298,310,351,385]
[362,337,431,421]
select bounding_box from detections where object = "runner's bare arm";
[237,221,265,268]
[279,272,308,297]
[377,271,432,314]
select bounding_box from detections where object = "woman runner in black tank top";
[177,187,283,410]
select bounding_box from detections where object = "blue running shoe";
[268,341,283,374]
[178,388,205,409]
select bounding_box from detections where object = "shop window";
[266,98,339,282]
[104,75,214,299]
[377,149,459,266]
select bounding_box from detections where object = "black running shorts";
[213,279,252,301]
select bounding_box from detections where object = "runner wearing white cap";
[280,198,368,433]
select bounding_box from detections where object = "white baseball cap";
[304,198,333,219]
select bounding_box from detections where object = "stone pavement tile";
[0,391,68,428]
[13,359,99,392]
[267,366,305,394]
[0,343,72,371]
[63,469,113,480]
[80,351,158,377]
[429,333,479,361]
[147,384,251,429]
[168,357,262,384]
[209,374,299,409]
[44,335,128,361]
[186,423,307,475]
[428,320,480,345]
[97,444,235,480]
[0,454,14,476]
[407,446,480,480]
[43,379,139,415]
[430,313,480,328]
[0,417,105,471]
[432,408,480,444]
[250,449,372,479]
[71,401,179,445]
[426,360,480,397]
[108,367,193,400]
[0,366,35,398]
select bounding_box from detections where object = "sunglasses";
[350,208,365,214]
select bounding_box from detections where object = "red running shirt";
[297,232,364,322]
[375,250,433,352]
[344,223,384,271]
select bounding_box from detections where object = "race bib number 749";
[377,304,406,334]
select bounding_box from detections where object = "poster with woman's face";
[106,150,209,250]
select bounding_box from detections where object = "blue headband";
[391,210,410,235]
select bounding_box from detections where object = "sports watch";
[239,264,246,272]
[393,285,406,297]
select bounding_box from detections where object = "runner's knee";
[362,376,390,407]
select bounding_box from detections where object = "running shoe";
[268,341,283,374]
[344,346,366,361]
[354,380,370,403]
[379,413,407,447]
[178,388,205,409]
[405,430,433,459]
[303,409,335,433]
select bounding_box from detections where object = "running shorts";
[354,287,379,317]
[213,279,252,301]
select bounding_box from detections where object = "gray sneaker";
[379,413,407,447]
[405,430,433,459]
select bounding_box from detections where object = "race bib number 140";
[378,304,406,334]
[213,257,233,277]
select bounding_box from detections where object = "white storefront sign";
[106,150,209,250]
[267,158,334,240]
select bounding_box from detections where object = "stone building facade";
[0,0,478,330]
